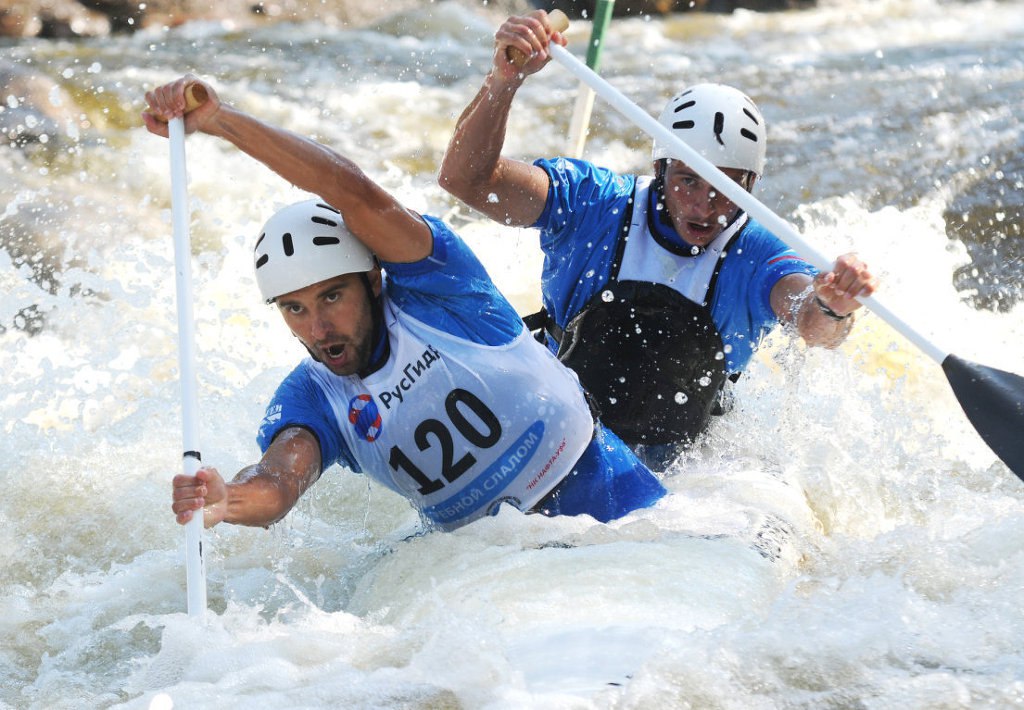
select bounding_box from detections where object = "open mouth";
[318,343,348,368]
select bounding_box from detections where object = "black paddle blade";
[942,354,1024,482]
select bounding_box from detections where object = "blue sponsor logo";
[422,420,544,524]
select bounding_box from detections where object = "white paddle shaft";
[169,116,207,618]
[547,43,949,366]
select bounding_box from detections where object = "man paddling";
[438,11,879,469]
[143,75,666,532]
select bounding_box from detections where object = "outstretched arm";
[142,75,432,264]
[771,252,879,348]
[171,427,322,528]
[438,12,566,227]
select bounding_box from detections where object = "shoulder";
[534,158,636,233]
[733,219,816,276]
[534,157,635,197]
[378,215,500,298]
[257,361,355,471]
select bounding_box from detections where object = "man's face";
[276,270,381,376]
[659,159,752,249]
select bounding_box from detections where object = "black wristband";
[814,296,852,321]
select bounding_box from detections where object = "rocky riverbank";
[2,0,528,38]
[0,0,812,39]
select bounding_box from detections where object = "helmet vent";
[713,112,725,145]
[740,128,759,142]
[255,233,268,269]
[312,216,339,227]
[282,232,294,256]
[313,236,341,245]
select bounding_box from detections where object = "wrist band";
[815,296,852,321]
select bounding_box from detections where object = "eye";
[324,291,342,303]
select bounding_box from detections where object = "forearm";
[204,105,374,213]
[440,72,523,209]
[214,464,303,527]
[215,428,322,528]
[795,292,855,348]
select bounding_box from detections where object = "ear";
[366,265,383,297]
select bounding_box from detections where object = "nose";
[691,184,719,219]
[309,310,331,342]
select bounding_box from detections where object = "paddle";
[164,83,209,618]
[565,0,615,158]
[539,10,1024,481]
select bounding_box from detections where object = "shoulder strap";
[608,179,641,281]
[522,307,563,344]
[524,179,640,345]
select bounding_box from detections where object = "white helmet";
[652,83,767,176]
[253,199,375,303]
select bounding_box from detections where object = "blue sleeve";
[712,220,818,371]
[255,362,359,473]
[746,220,818,323]
[533,157,635,253]
[378,214,524,346]
[531,158,634,330]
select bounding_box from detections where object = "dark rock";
[947,152,1024,312]
[0,62,80,147]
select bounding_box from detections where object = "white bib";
[307,301,595,530]
[617,177,747,305]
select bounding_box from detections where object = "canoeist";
[143,75,666,532]
[438,11,879,469]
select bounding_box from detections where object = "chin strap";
[651,159,675,230]
[650,160,755,258]
[649,160,705,257]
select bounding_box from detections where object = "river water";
[2,1,1023,707]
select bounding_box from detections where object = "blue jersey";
[533,158,817,374]
[256,215,665,525]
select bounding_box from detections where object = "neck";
[358,273,389,378]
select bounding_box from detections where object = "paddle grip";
[145,82,208,123]
[507,9,571,68]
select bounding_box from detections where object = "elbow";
[437,161,473,203]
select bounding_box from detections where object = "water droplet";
[699,376,712,387]
[601,289,614,302]
[674,392,688,404]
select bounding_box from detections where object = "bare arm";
[771,252,879,348]
[142,76,431,264]
[171,427,323,528]
[438,12,567,227]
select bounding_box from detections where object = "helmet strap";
[651,159,675,230]
[649,160,705,258]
